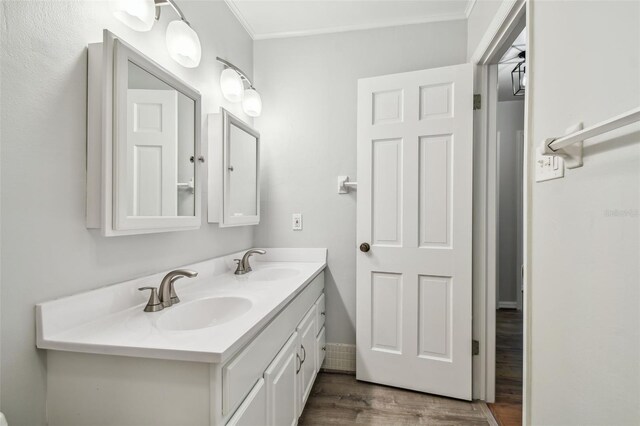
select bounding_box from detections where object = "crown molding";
[253,12,467,40]
[224,0,474,41]
[223,0,257,39]
[465,0,478,18]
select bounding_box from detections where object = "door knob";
[360,242,370,252]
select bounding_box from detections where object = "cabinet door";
[265,332,299,426]
[227,378,266,426]
[297,307,318,414]
[316,327,326,372]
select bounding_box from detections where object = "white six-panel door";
[356,64,473,400]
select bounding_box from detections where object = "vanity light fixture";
[217,57,262,117]
[110,0,156,32]
[220,68,244,103]
[111,0,202,68]
[242,88,263,118]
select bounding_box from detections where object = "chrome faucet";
[139,269,198,312]
[234,249,266,275]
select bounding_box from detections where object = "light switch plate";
[535,147,564,182]
[292,213,302,231]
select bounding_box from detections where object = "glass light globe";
[110,0,156,32]
[521,72,528,87]
[220,68,244,103]
[166,20,202,68]
[242,89,262,117]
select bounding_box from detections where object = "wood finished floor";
[487,309,523,426]
[299,373,492,425]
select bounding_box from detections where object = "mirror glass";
[228,123,258,217]
[126,61,196,217]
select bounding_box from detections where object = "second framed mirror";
[208,109,260,227]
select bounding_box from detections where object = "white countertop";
[36,248,327,364]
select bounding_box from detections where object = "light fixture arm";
[216,57,254,89]
[154,0,190,26]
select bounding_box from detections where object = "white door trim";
[470,1,532,425]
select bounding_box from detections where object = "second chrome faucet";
[139,269,198,312]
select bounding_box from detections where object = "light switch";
[292,213,302,231]
[535,147,564,182]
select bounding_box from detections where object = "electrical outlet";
[292,213,302,231]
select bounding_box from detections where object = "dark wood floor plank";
[487,309,523,426]
[300,373,491,425]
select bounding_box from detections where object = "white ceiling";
[224,0,476,40]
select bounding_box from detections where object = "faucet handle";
[138,287,163,312]
[233,259,242,275]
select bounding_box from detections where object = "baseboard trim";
[322,343,356,373]
[497,301,518,309]
[477,401,500,426]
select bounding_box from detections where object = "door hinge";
[472,340,480,355]
[473,94,481,110]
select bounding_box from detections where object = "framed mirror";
[87,30,202,236]
[208,109,260,227]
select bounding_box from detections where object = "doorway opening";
[486,25,527,426]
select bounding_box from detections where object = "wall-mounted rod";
[155,0,189,26]
[216,57,254,88]
[547,107,640,152]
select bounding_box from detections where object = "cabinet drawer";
[316,326,326,371]
[315,293,325,335]
[222,272,324,416]
[226,378,266,426]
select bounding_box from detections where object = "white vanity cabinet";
[39,249,328,426]
[224,287,325,425]
[43,270,326,426]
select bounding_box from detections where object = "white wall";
[528,1,639,424]
[497,100,524,305]
[253,21,467,346]
[467,0,503,60]
[0,2,254,424]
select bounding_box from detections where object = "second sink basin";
[157,297,252,331]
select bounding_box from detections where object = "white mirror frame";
[207,109,260,227]
[87,30,202,236]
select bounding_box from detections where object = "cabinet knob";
[198,156,205,163]
[359,242,371,253]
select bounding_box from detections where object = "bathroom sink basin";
[157,297,252,331]
[250,268,300,281]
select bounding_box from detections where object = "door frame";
[469,0,532,424]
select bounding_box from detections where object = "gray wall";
[529,1,639,423]
[253,21,468,345]
[497,100,524,305]
[0,1,254,424]
[467,0,502,60]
